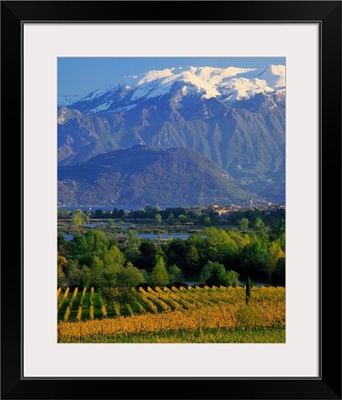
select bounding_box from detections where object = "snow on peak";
[218,64,286,101]
[264,64,285,76]
[126,64,284,102]
[136,68,175,85]
[126,65,262,101]
[255,64,285,88]
[63,64,286,112]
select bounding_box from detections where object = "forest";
[58,207,285,293]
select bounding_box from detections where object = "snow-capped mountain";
[57,65,286,204]
[58,65,285,114]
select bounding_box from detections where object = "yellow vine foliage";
[58,286,285,341]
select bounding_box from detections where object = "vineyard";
[57,285,285,343]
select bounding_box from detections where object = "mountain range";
[58,65,286,205]
[58,146,257,207]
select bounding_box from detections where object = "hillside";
[58,146,258,207]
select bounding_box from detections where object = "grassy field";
[57,285,285,343]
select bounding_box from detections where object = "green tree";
[112,208,125,218]
[103,245,125,269]
[73,235,89,255]
[103,266,120,287]
[165,239,186,271]
[57,234,68,257]
[124,231,141,262]
[254,217,265,231]
[137,239,156,271]
[202,227,238,264]
[115,262,145,290]
[57,208,70,219]
[239,218,249,231]
[185,244,200,272]
[102,246,126,287]
[149,256,169,286]
[154,214,162,225]
[200,261,239,287]
[200,261,223,286]
[57,261,67,288]
[200,261,216,284]
[240,235,267,278]
[226,270,240,287]
[167,264,183,283]
[108,218,115,227]
[80,265,92,288]
[278,232,286,252]
[85,229,107,254]
[90,255,105,288]
[94,209,104,218]
[203,216,211,226]
[66,259,82,286]
[178,214,188,223]
[264,241,285,282]
[140,269,149,283]
[271,257,285,286]
[227,229,251,247]
[58,255,68,271]
[167,213,175,224]
[71,209,90,227]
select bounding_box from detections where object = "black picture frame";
[1,1,341,399]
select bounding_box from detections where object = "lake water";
[84,223,104,228]
[63,234,74,242]
[84,223,135,229]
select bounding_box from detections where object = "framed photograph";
[1,1,341,399]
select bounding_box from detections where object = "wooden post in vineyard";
[246,276,252,305]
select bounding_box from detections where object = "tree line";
[59,206,285,231]
[58,224,285,292]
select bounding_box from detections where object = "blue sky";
[58,57,286,96]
